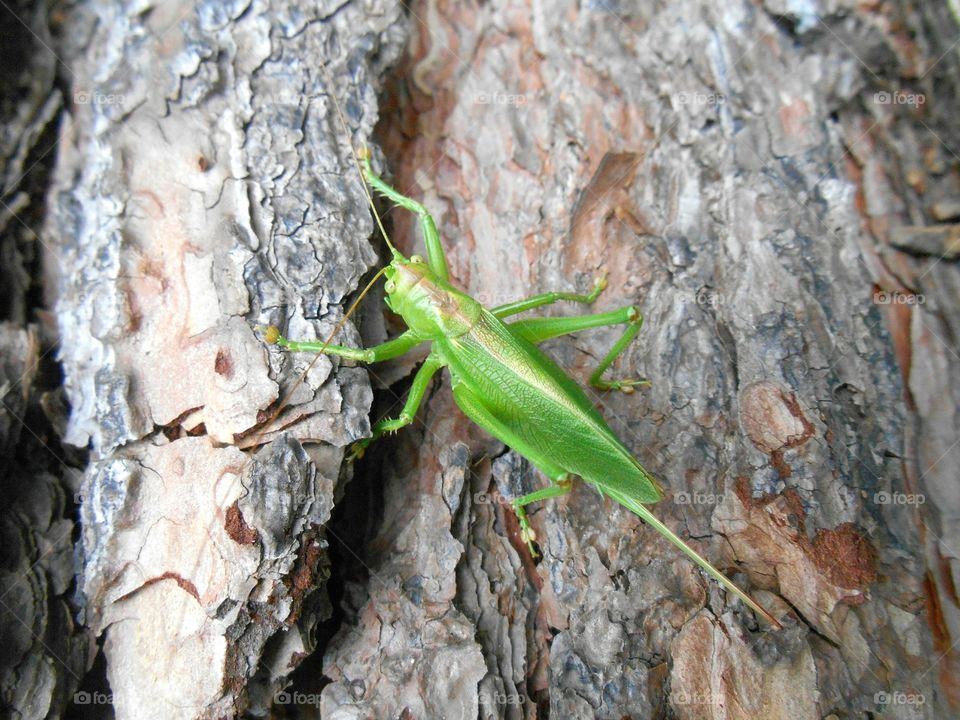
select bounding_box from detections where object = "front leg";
[262,326,423,363]
[358,149,449,282]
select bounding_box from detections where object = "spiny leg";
[491,273,608,319]
[262,327,423,363]
[508,306,648,392]
[351,354,444,459]
[359,153,449,282]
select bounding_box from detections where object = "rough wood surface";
[319,1,957,719]
[9,0,956,717]
[43,0,405,717]
[0,2,88,719]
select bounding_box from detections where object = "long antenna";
[252,265,390,441]
[250,67,397,444]
[323,65,400,259]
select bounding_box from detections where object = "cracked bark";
[43,0,406,718]
[321,1,957,719]
[8,0,957,718]
[1,2,87,719]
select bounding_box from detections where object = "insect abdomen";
[437,311,662,503]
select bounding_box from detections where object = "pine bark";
[43,1,405,717]
[325,1,958,719]
[7,0,956,718]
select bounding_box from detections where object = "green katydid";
[262,148,782,630]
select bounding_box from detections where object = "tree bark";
[44,0,406,717]
[0,2,87,719]
[10,0,957,718]
[321,1,957,719]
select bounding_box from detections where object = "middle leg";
[491,273,608,319]
[508,306,648,392]
[350,354,444,459]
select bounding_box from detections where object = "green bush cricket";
[262,142,782,631]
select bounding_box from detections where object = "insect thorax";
[394,275,481,339]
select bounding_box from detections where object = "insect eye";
[410,255,424,264]
[385,279,396,294]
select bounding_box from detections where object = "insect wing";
[439,310,662,504]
